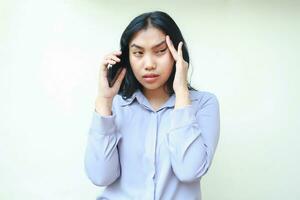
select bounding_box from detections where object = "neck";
[142,86,170,103]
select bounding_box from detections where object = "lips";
[143,73,159,78]
[142,73,160,83]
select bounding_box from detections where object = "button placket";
[144,111,158,199]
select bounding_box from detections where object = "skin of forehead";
[130,27,167,50]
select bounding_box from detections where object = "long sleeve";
[166,93,220,182]
[84,110,121,186]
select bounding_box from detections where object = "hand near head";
[95,50,127,115]
[98,50,127,100]
[165,35,189,94]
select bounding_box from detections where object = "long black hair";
[118,11,197,99]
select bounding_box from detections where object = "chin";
[142,84,158,90]
[141,82,164,91]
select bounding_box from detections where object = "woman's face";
[129,27,174,92]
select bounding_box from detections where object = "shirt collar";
[120,89,200,110]
[119,90,140,106]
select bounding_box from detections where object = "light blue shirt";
[84,89,220,200]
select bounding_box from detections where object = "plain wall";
[1,0,299,199]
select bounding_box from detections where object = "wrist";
[95,96,113,116]
[175,87,189,96]
[174,89,191,109]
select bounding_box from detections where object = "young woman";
[85,11,220,200]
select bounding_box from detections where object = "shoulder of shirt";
[190,90,218,101]
[112,89,218,108]
[189,90,219,110]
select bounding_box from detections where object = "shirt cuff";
[170,104,197,131]
[90,110,117,135]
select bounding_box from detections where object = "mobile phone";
[107,54,125,87]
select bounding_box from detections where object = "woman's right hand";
[95,50,127,115]
[97,50,127,100]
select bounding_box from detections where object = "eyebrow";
[130,40,166,49]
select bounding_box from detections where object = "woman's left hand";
[165,35,189,95]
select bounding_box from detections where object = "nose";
[144,54,156,71]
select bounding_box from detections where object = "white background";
[1,0,299,199]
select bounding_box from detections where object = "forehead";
[129,27,166,48]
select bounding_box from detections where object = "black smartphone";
[107,53,125,87]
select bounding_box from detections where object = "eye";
[133,51,143,56]
[157,48,167,54]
